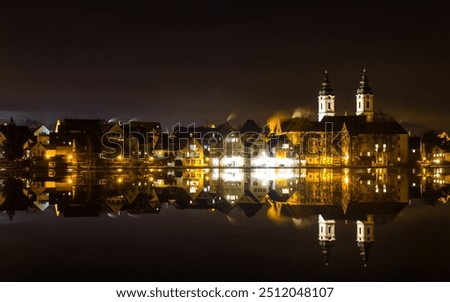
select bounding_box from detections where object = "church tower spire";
[318,70,336,122]
[355,69,374,122]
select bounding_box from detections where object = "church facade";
[277,70,409,166]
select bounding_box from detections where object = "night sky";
[1,0,449,132]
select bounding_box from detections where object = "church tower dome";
[318,71,336,122]
[355,69,374,122]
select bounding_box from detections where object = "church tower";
[355,69,374,122]
[318,71,336,122]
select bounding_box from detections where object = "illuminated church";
[277,69,409,166]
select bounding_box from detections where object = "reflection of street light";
[117,177,123,184]
[117,155,123,161]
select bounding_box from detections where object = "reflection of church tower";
[317,71,336,122]
[355,69,374,122]
[356,215,374,267]
[318,214,336,266]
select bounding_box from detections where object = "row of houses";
[1,70,448,168]
[0,116,446,168]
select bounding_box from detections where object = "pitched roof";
[215,122,236,136]
[281,118,323,132]
[62,119,103,133]
[320,115,408,135]
[239,119,262,134]
[129,121,161,133]
[363,121,408,135]
[0,124,32,143]
[345,201,407,223]
[320,115,367,135]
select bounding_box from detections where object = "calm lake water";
[0,167,449,281]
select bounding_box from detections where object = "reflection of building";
[213,168,246,205]
[356,215,374,267]
[263,168,408,267]
[318,214,336,266]
[421,168,450,204]
[175,168,206,201]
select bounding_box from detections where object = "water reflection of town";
[1,167,449,266]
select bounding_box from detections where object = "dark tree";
[1,138,24,161]
[0,177,32,221]
[421,130,442,154]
